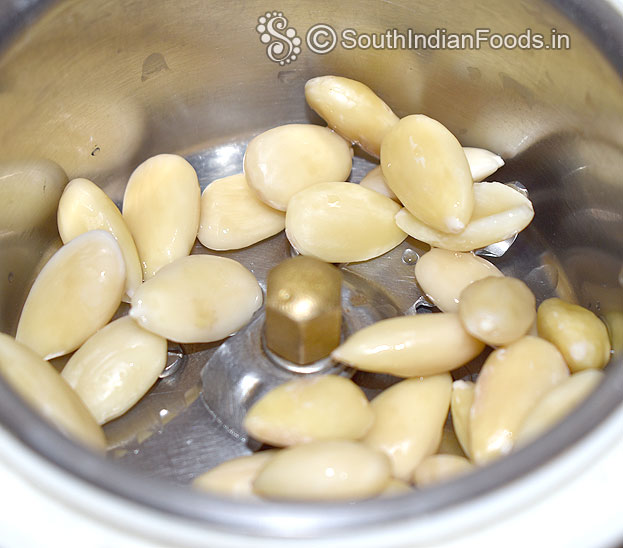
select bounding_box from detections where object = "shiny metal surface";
[265,256,343,365]
[0,0,622,539]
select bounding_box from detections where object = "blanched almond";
[604,311,623,355]
[414,248,503,312]
[359,166,398,201]
[198,173,285,251]
[286,182,406,263]
[358,147,503,202]
[130,255,262,343]
[395,182,534,252]
[469,336,569,464]
[331,314,484,377]
[58,178,142,301]
[537,298,611,372]
[193,451,277,499]
[463,147,504,182]
[243,124,352,211]
[304,76,399,157]
[516,369,604,445]
[0,159,67,232]
[0,333,106,451]
[379,478,413,497]
[363,375,452,481]
[243,375,374,446]
[459,276,536,346]
[61,316,167,424]
[450,380,475,458]
[253,441,390,501]
[122,154,200,279]
[413,454,473,487]
[438,424,466,457]
[16,230,125,360]
[381,115,474,234]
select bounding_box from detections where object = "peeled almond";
[438,425,466,457]
[331,314,484,377]
[363,375,452,481]
[57,178,142,301]
[459,276,536,346]
[243,375,374,446]
[359,166,399,201]
[130,255,262,343]
[16,230,125,360]
[537,297,612,372]
[285,182,406,263]
[414,248,503,312]
[243,124,352,211]
[463,147,505,182]
[198,173,285,251]
[604,311,623,355]
[122,154,200,279]
[61,316,167,424]
[451,380,475,458]
[193,451,277,499]
[359,147,504,200]
[413,455,473,487]
[381,114,474,234]
[516,369,604,445]
[253,441,390,501]
[379,478,413,497]
[304,75,399,157]
[0,333,106,451]
[0,159,68,233]
[396,182,534,252]
[469,336,569,464]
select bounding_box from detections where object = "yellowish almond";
[193,451,277,499]
[16,230,125,360]
[0,333,106,451]
[253,441,390,501]
[243,375,374,447]
[61,316,167,424]
[332,314,484,377]
[438,424,467,457]
[414,248,503,312]
[0,159,67,233]
[243,124,352,211]
[130,255,262,343]
[395,182,534,252]
[516,369,604,445]
[359,166,399,201]
[450,380,475,459]
[463,147,505,182]
[413,454,473,487]
[459,276,536,346]
[381,114,474,234]
[286,182,406,263]
[363,374,452,481]
[379,478,413,497]
[123,154,200,279]
[198,173,285,251]
[470,336,569,464]
[58,177,142,301]
[537,297,612,372]
[304,75,399,157]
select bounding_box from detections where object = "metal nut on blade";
[265,256,342,365]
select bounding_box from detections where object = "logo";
[256,11,302,65]
[255,12,571,64]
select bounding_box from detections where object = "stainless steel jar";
[0,0,622,545]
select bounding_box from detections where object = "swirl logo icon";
[256,12,302,65]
